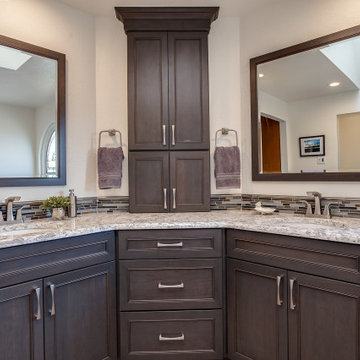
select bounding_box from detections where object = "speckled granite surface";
[0,210,360,249]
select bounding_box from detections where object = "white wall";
[0,0,96,200]
[240,0,360,197]
[0,103,36,177]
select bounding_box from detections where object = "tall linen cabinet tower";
[115,7,219,213]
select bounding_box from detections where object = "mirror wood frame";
[251,24,360,181]
[0,34,66,187]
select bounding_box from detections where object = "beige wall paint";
[0,0,96,200]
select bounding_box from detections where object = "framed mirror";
[0,34,65,187]
[251,25,360,181]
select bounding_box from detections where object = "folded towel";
[214,146,240,189]
[98,147,124,189]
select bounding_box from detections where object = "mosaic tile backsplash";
[1,194,360,221]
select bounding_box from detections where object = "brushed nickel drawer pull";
[162,125,167,146]
[290,279,296,310]
[158,282,184,289]
[172,188,176,209]
[157,241,183,248]
[49,284,56,316]
[163,188,168,210]
[171,125,175,146]
[159,333,185,342]
[34,287,41,321]
[276,275,283,306]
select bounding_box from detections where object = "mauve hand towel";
[98,147,124,189]
[214,146,240,189]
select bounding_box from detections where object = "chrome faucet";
[5,196,21,222]
[306,191,322,216]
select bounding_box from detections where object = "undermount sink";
[281,217,348,229]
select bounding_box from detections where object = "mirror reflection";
[257,35,360,174]
[0,45,57,178]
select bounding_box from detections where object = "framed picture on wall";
[299,135,325,157]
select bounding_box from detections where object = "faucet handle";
[300,200,313,216]
[323,203,339,219]
[15,205,30,222]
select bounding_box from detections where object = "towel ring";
[215,128,238,147]
[99,129,122,147]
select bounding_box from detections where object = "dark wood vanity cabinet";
[117,7,218,213]
[127,31,210,151]
[0,231,117,360]
[227,229,360,360]
[129,151,210,212]
[117,229,224,360]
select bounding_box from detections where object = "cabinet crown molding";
[115,6,219,33]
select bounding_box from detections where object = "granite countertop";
[0,210,360,249]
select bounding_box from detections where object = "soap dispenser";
[69,189,77,218]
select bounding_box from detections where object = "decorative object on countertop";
[214,128,240,189]
[254,201,276,215]
[68,189,77,218]
[98,129,124,189]
[42,196,71,220]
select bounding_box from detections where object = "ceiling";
[0,53,56,108]
[258,46,359,102]
[56,0,280,17]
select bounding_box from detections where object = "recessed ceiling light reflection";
[329,82,340,87]
[258,73,264,78]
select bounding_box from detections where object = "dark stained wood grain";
[115,7,219,33]
[0,280,44,360]
[0,231,115,288]
[288,271,360,360]
[129,151,169,213]
[117,229,223,259]
[44,262,117,360]
[170,151,210,212]
[119,258,222,311]
[227,229,360,284]
[250,24,360,181]
[227,259,288,360]
[168,32,210,150]
[128,32,169,150]
[120,310,223,360]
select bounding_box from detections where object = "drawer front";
[227,229,360,284]
[120,310,223,360]
[0,231,115,288]
[117,229,222,259]
[119,259,222,310]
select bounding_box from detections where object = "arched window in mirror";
[39,123,57,178]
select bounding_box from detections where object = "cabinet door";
[0,280,44,360]
[44,262,117,360]
[168,32,209,150]
[170,151,210,212]
[128,32,169,150]
[227,259,288,360]
[129,151,169,213]
[288,271,360,360]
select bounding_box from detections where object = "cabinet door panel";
[129,151,169,213]
[227,259,288,360]
[170,151,210,212]
[128,32,168,150]
[0,280,43,360]
[44,262,117,360]
[288,271,360,360]
[169,32,209,150]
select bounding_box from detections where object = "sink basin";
[279,217,348,229]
